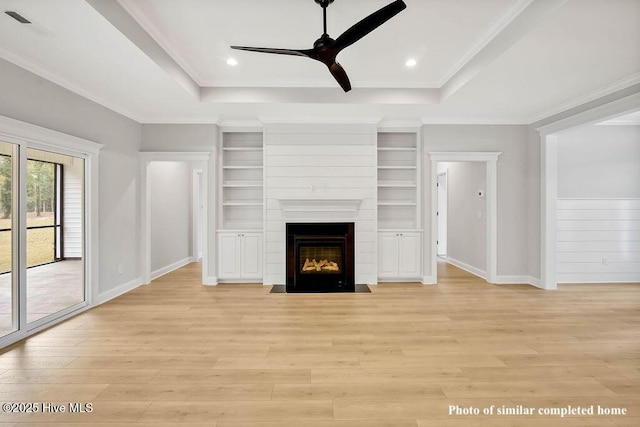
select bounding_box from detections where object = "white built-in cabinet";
[377,132,422,281]
[218,232,263,280]
[218,131,264,282]
[378,232,422,279]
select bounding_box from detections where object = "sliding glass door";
[26,148,85,325]
[0,141,17,339]
[0,141,87,341]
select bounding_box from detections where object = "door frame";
[436,170,448,257]
[139,152,211,285]
[535,92,640,289]
[427,152,501,284]
[0,115,102,349]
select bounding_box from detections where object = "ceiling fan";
[230,0,407,92]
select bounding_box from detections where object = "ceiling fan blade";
[230,46,312,58]
[334,0,407,52]
[329,62,352,92]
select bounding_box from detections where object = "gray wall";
[0,57,142,295]
[558,125,640,198]
[149,161,192,273]
[141,124,217,279]
[423,125,530,278]
[439,161,487,272]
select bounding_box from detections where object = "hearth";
[286,222,355,292]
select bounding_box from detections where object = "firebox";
[286,222,355,292]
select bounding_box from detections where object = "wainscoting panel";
[557,199,640,283]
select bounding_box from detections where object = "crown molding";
[421,117,528,125]
[437,0,536,87]
[0,45,144,123]
[439,0,568,100]
[527,73,640,124]
[116,0,205,86]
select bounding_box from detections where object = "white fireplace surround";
[278,198,364,219]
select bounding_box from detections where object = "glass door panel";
[26,148,85,324]
[0,141,17,339]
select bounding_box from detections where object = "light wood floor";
[0,262,639,426]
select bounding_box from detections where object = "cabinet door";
[241,233,262,280]
[398,232,421,278]
[218,233,240,279]
[378,233,399,278]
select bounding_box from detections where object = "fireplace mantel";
[278,198,363,218]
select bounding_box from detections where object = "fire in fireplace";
[286,222,354,292]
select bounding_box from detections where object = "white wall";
[148,161,192,276]
[264,123,377,285]
[438,161,487,274]
[423,125,530,280]
[556,124,640,283]
[63,158,84,258]
[0,57,141,296]
[141,124,217,279]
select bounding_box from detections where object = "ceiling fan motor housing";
[315,0,335,7]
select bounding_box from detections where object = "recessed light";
[226,58,238,66]
[405,59,417,67]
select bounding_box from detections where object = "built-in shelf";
[220,132,264,230]
[377,132,420,230]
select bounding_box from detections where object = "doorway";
[139,152,211,285]
[428,152,501,284]
[1,139,93,344]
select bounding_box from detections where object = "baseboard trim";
[150,257,192,281]
[95,277,143,305]
[447,257,487,280]
[203,276,218,286]
[494,275,538,285]
[421,275,437,285]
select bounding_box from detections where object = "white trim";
[258,116,383,125]
[440,0,568,100]
[192,168,203,262]
[447,257,487,280]
[536,92,640,136]
[540,134,558,290]
[536,91,640,292]
[422,275,437,285]
[494,275,539,285]
[529,73,640,124]
[278,199,363,216]
[429,152,501,284]
[437,0,536,87]
[203,276,218,286]
[139,151,211,285]
[0,116,104,154]
[0,114,102,348]
[94,277,143,305]
[0,46,144,123]
[150,257,192,281]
